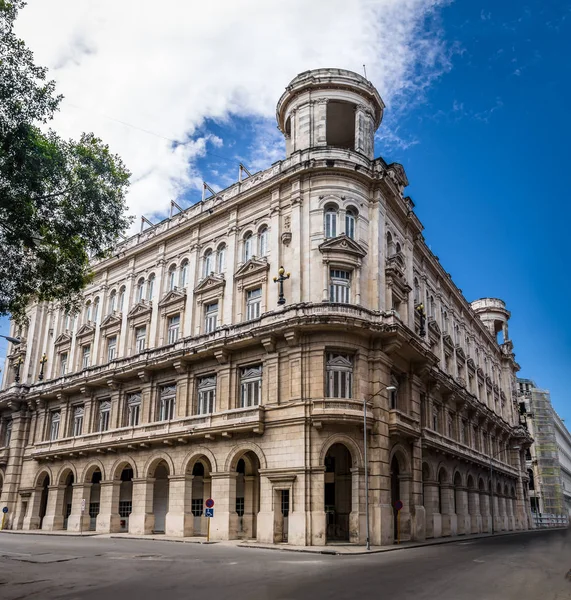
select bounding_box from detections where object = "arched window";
[429,295,435,318]
[168,265,177,291]
[136,278,145,302]
[345,207,357,240]
[258,226,268,257]
[203,250,213,278]
[85,300,92,322]
[395,241,402,254]
[63,312,70,330]
[108,290,117,314]
[93,297,100,322]
[179,260,188,288]
[243,233,254,262]
[386,231,394,256]
[324,206,338,239]
[216,244,226,273]
[147,273,155,300]
[118,286,126,312]
[442,310,449,334]
[413,278,420,305]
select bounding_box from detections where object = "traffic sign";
[394,500,404,511]
[205,498,214,509]
[2,507,8,514]
[205,508,214,518]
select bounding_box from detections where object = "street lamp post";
[490,444,520,535]
[364,384,397,551]
[0,335,21,345]
[273,266,290,305]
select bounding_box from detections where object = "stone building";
[0,68,532,546]
[518,378,571,523]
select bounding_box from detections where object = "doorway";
[324,443,352,542]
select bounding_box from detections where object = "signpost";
[394,500,404,545]
[80,498,86,536]
[1,506,7,531]
[205,499,214,542]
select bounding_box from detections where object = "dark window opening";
[326,101,356,150]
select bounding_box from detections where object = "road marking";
[473,559,486,563]
[457,542,474,546]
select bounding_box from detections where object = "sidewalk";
[1,526,567,555]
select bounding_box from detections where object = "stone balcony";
[31,405,265,461]
[388,409,421,439]
[311,399,374,430]
[421,427,520,477]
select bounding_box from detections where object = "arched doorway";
[235,452,260,539]
[324,443,352,542]
[190,459,212,536]
[151,461,170,533]
[391,456,401,541]
[89,469,102,531]
[62,472,74,530]
[119,466,133,532]
[39,474,50,529]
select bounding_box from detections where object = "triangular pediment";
[158,288,186,308]
[234,258,270,280]
[54,332,72,346]
[127,301,152,319]
[387,162,409,187]
[318,234,366,257]
[386,251,406,271]
[100,313,122,330]
[467,357,476,371]
[76,323,95,339]
[194,273,226,294]
[428,319,441,337]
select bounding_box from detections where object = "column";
[96,480,121,533]
[350,467,365,544]
[129,478,155,534]
[165,475,193,537]
[455,486,469,535]
[67,483,92,532]
[479,490,491,533]
[468,489,482,534]
[23,486,44,530]
[309,467,327,546]
[411,438,426,542]
[242,475,257,539]
[423,481,439,538]
[397,474,413,542]
[41,485,66,530]
[440,484,453,536]
[209,472,237,541]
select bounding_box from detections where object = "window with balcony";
[324,205,338,239]
[81,345,91,369]
[126,392,141,427]
[167,314,180,344]
[50,411,61,441]
[197,375,216,414]
[107,336,117,362]
[329,269,351,303]
[204,302,218,333]
[72,405,84,437]
[135,326,146,352]
[240,365,262,407]
[59,352,68,376]
[98,400,111,432]
[246,288,262,320]
[158,385,176,421]
[325,353,353,399]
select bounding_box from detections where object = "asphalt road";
[0,529,569,600]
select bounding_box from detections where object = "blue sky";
[3,0,570,422]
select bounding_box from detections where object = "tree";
[0,0,131,323]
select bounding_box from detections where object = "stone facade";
[0,68,532,545]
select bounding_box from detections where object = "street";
[0,529,569,600]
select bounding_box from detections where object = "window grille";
[240,365,262,407]
[191,498,203,517]
[197,376,216,414]
[89,503,100,518]
[325,353,353,399]
[329,269,350,303]
[118,501,132,517]
[236,497,245,517]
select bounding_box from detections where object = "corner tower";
[276,68,385,159]
[471,297,511,344]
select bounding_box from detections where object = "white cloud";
[16,0,452,230]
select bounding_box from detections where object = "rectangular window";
[50,411,61,441]
[204,302,218,333]
[59,352,68,376]
[98,400,111,432]
[236,497,245,517]
[135,326,146,353]
[158,385,176,421]
[240,365,262,407]
[82,345,91,369]
[325,353,353,398]
[246,288,262,320]
[167,314,180,344]
[118,501,132,518]
[107,336,117,362]
[432,408,439,432]
[329,269,351,303]
[191,498,204,517]
[197,376,216,415]
[72,405,84,437]
[126,392,141,427]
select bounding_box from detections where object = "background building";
[518,378,570,526]
[0,68,532,546]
